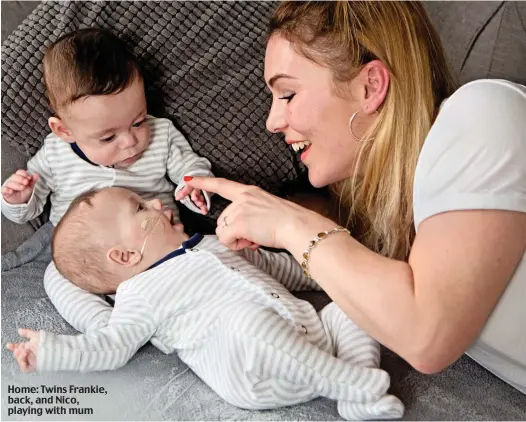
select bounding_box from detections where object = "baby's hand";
[1,170,39,205]
[175,186,208,215]
[6,328,40,373]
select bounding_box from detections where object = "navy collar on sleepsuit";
[147,233,204,270]
[71,142,98,166]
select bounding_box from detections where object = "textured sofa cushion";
[0,142,37,253]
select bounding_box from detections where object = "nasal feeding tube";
[140,216,165,255]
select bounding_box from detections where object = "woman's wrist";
[280,206,338,260]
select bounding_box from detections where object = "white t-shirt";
[413,79,526,393]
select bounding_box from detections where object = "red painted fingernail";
[183,176,193,182]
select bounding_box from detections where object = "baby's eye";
[100,135,115,143]
[132,119,146,128]
[279,93,296,103]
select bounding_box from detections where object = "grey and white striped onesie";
[42,234,404,420]
[1,115,213,225]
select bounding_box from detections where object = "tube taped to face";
[140,216,164,255]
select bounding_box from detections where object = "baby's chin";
[158,220,189,248]
[169,224,190,244]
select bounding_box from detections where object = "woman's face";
[264,35,362,188]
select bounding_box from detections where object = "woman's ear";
[106,247,143,267]
[48,117,75,143]
[359,60,390,114]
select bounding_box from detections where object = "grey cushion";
[0,141,36,253]
[0,0,41,253]
[0,1,40,41]
[423,1,526,84]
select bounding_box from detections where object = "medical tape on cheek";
[139,217,165,255]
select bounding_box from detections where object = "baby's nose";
[118,133,138,149]
[147,198,163,210]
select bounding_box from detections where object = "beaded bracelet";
[301,227,351,279]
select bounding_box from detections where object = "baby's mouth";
[121,152,142,164]
[163,207,178,228]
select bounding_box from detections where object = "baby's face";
[92,188,189,264]
[60,77,151,168]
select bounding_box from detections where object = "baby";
[1,27,213,227]
[8,187,404,421]
[1,28,215,323]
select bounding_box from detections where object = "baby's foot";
[337,394,404,420]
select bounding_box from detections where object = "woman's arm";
[186,176,525,373]
[282,207,526,373]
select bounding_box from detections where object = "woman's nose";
[118,132,138,149]
[147,198,163,210]
[266,103,287,134]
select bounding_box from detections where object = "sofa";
[2,1,525,420]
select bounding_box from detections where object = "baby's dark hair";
[43,27,142,113]
[51,189,118,294]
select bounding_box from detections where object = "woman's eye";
[132,119,146,128]
[100,135,115,143]
[279,93,296,103]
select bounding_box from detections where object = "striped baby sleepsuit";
[42,235,404,420]
[1,115,213,225]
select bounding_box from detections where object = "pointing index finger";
[184,176,251,201]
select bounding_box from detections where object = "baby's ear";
[106,247,142,267]
[48,117,75,143]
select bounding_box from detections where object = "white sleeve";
[413,80,526,230]
[37,291,156,372]
[1,144,54,223]
[241,248,323,292]
[44,262,113,334]
[165,121,214,213]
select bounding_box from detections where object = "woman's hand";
[185,176,329,251]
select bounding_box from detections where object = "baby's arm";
[44,262,113,334]
[241,248,323,292]
[9,291,156,373]
[165,121,214,214]
[1,145,53,223]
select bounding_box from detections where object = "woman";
[186,1,526,393]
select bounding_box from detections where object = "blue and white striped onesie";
[42,235,404,420]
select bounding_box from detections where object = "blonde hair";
[51,189,118,294]
[269,1,457,260]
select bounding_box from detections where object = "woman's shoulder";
[414,79,526,229]
[427,78,526,152]
[440,79,526,113]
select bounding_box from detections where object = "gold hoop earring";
[348,109,378,142]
